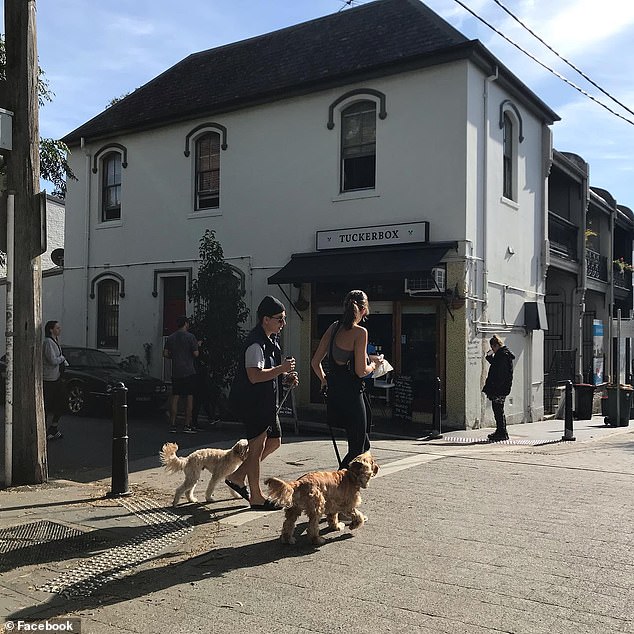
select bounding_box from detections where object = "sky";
[4,0,634,206]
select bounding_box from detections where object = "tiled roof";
[63,0,556,145]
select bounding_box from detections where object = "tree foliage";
[0,34,76,198]
[188,230,249,401]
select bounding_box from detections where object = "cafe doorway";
[401,307,438,413]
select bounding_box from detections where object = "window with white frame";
[502,112,515,201]
[195,132,220,210]
[97,278,120,349]
[101,152,122,221]
[341,100,376,192]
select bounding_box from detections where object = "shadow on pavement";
[1,501,215,575]
[7,532,352,622]
[43,413,345,484]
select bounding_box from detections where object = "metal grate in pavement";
[0,520,98,571]
[38,496,192,598]
[438,436,561,446]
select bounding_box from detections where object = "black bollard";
[107,382,132,497]
[562,380,576,441]
[427,377,443,440]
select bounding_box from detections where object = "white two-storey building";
[58,0,558,429]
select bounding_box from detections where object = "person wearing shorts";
[163,315,199,433]
[226,296,297,510]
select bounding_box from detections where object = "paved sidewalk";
[1,416,632,633]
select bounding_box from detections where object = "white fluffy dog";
[159,439,249,506]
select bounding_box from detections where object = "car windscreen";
[65,349,120,369]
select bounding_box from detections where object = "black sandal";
[250,499,282,511]
[225,479,250,501]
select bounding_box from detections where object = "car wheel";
[67,382,89,416]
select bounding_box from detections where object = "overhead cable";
[489,0,634,119]
[451,0,634,126]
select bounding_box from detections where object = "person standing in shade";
[163,315,199,433]
[43,320,68,441]
[482,334,515,442]
[190,334,221,429]
[311,289,382,468]
[226,296,297,510]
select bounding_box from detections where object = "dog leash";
[275,382,295,415]
[321,385,343,469]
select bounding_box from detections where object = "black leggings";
[491,395,507,431]
[327,368,372,468]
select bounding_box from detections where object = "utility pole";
[4,0,47,484]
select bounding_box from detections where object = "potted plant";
[613,257,634,274]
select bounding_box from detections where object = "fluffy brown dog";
[265,451,379,545]
[160,439,249,506]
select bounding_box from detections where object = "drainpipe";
[481,66,498,325]
[82,137,91,347]
[577,164,589,383]
[607,206,615,383]
[480,66,498,426]
[4,191,14,487]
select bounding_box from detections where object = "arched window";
[97,279,120,349]
[499,100,523,203]
[341,100,376,192]
[102,152,122,221]
[195,132,220,209]
[502,113,515,201]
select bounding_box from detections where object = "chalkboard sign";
[393,375,413,422]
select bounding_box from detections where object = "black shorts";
[241,409,282,441]
[171,374,197,396]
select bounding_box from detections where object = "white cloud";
[538,0,634,54]
[105,15,155,38]
[552,97,634,202]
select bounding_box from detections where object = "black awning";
[268,242,457,284]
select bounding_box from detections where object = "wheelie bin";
[573,383,595,420]
[604,385,633,427]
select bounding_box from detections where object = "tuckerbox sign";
[316,221,429,251]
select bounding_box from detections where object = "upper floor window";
[499,100,523,204]
[97,278,120,349]
[502,113,514,201]
[102,152,122,221]
[341,100,376,192]
[196,133,220,210]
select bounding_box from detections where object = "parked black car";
[1,346,168,416]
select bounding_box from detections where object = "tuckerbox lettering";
[316,221,428,250]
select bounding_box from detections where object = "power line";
[338,0,357,12]
[332,0,634,126]
[489,0,634,119]
[451,0,634,126]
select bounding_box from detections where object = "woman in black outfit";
[311,290,383,468]
[482,334,515,441]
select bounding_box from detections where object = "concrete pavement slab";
[1,423,633,633]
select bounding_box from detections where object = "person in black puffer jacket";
[482,334,515,441]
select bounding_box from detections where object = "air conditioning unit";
[405,267,446,295]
